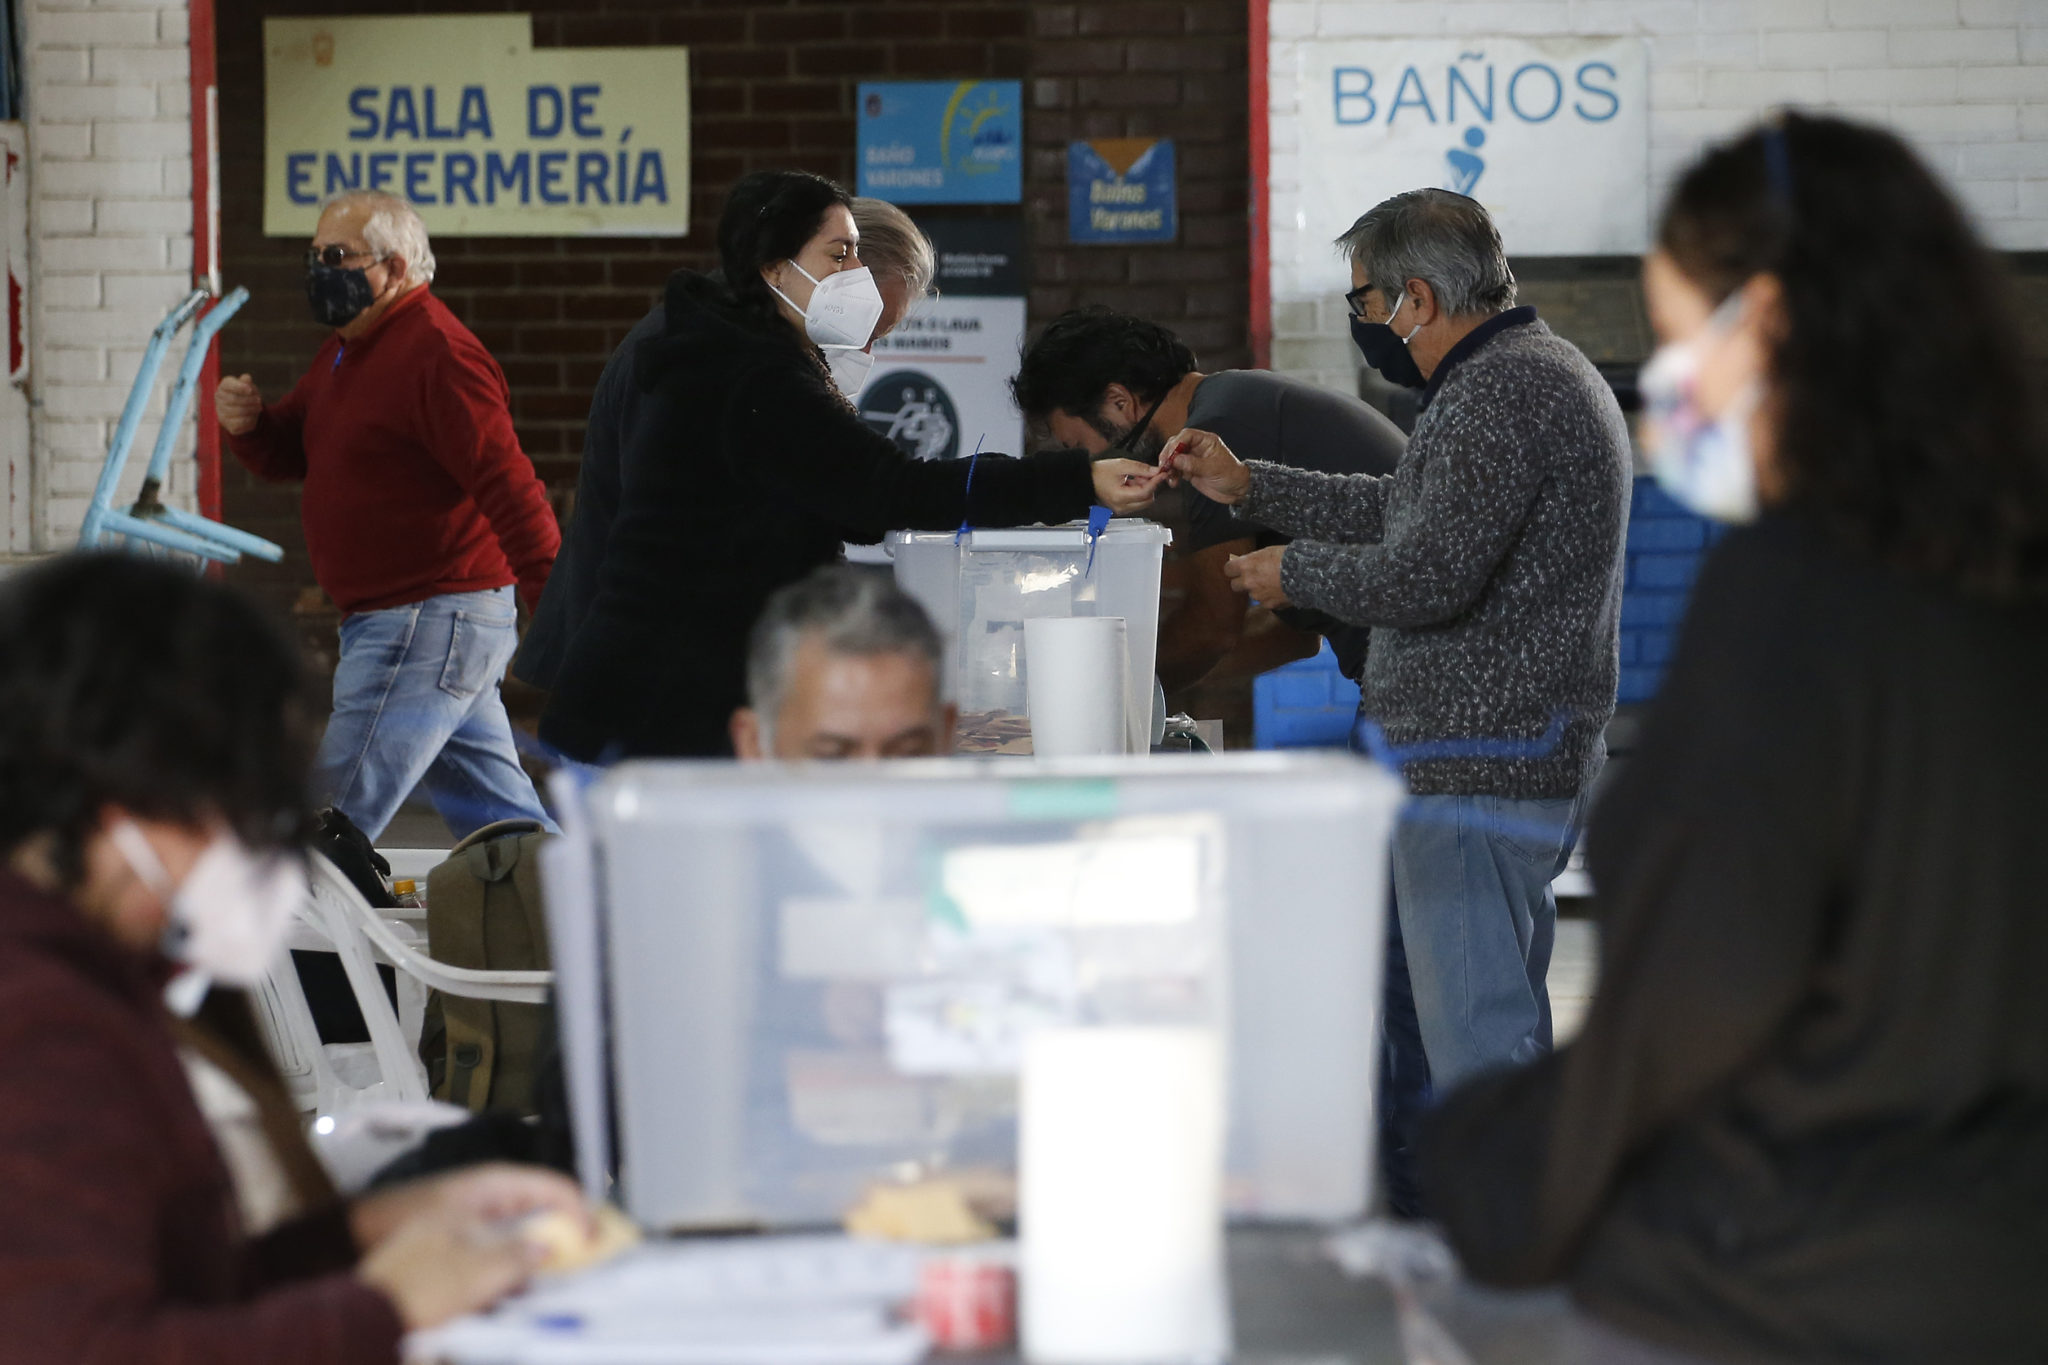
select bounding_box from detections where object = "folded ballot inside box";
[584,753,1403,1234]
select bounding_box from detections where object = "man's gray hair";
[746,566,943,730]
[322,189,436,286]
[852,197,936,301]
[1335,188,1515,317]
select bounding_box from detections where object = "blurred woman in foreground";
[1422,113,2048,1361]
[0,554,586,1362]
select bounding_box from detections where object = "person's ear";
[1406,278,1441,329]
[1101,382,1136,420]
[379,252,409,296]
[730,707,764,761]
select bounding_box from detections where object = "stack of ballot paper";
[409,1235,932,1365]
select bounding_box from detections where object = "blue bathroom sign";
[1290,37,1649,255]
[1068,138,1176,244]
[857,80,1021,205]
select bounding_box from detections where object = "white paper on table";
[406,1235,933,1365]
[1020,1026,1232,1365]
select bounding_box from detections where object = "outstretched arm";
[1163,428,1395,544]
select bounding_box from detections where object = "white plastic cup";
[1020,1026,1231,1365]
[1023,617,1129,757]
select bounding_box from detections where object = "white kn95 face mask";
[109,820,309,1011]
[773,260,885,351]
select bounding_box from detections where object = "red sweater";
[0,870,404,1363]
[229,289,558,614]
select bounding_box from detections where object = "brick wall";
[20,0,195,551]
[211,0,1256,683]
[214,0,1035,626]
[1025,2,1252,369]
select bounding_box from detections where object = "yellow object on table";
[522,1203,642,1274]
[844,1180,999,1244]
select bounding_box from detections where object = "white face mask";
[109,821,309,1009]
[824,345,875,398]
[771,260,885,351]
[1637,294,1762,524]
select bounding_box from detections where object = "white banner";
[852,296,1026,463]
[1283,36,1649,259]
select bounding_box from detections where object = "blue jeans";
[315,587,556,842]
[1378,791,1584,1215]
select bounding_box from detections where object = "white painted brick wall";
[1267,0,2048,392]
[22,0,195,551]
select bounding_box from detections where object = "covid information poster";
[852,217,1027,464]
[263,15,691,237]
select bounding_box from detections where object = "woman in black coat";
[1420,115,2048,1361]
[541,172,1158,760]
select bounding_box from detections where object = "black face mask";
[305,264,378,328]
[1349,295,1427,390]
[1111,392,1169,460]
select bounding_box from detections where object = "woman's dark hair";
[716,170,855,322]
[1011,306,1199,431]
[0,554,315,887]
[1660,111,2048,596]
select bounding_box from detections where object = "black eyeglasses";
[305,244,383,270]
[1344,281,1377,320]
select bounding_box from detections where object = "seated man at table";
[730,566,956,761]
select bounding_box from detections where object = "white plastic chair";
[250,925,390,1118]
[253,851,554,1122]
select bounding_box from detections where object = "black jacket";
[1421,513,2048,1362]
[513,302,667,692]
[539,271,1094,760]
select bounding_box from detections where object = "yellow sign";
[264,15,690,238]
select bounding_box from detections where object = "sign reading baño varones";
[264,15,691,237]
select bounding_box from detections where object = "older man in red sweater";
[219,190,559,840]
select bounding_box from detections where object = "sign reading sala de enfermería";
[1282,37,1647,261]
[264,14,690,237]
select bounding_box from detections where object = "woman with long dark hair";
[1421,113,2048,1360]
[541,171,1159,759]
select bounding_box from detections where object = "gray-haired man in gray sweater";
[1166,189,1630,1213]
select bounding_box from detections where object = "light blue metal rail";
[78,287,285,566]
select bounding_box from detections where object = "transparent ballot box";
[888,521,1172,754]
[588,753,1403,1232]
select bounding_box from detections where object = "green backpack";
[418,819,555,1114]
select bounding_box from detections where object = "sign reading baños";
[1289,37,1648,258]
[264,15,691,237]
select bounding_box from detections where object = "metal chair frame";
[78,286,285,566]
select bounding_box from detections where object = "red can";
[917,1249,1017,1353]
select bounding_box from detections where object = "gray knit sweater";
[1245,317,1631,799]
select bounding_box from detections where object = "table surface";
[1026,1227,1586,1365]
[1222,1228,1407,1365]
